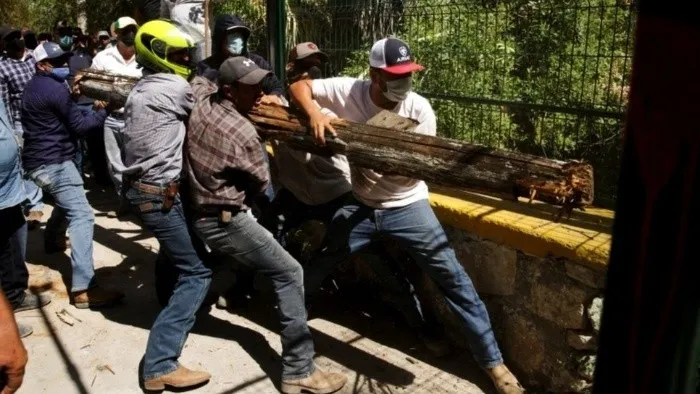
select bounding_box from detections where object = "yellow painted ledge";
[428,187,613,272]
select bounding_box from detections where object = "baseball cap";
[114,17,138,31]
[97,30,110,38]
[288,42,328,63]
[34,41,72,62]
[369,37,424,75]
[218,57,271,86]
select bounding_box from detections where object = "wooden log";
[77,69,595,213]
[249,104,594,212]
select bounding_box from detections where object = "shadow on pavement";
[25,183,494,393]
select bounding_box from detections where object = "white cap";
[114,17,138,31]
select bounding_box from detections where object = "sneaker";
[26,210,44,230]
[17,322,33,338]
[14,291,52,312]
[281,366,347,394]
[486,364,525,394]
[71,286,125,309]
[143,365,211,391]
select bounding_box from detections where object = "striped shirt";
[0,53,35,124]
[119,72,194,184]
[184,76,269,210]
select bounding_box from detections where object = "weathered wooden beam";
[77,69,595,212]
[249,103,594,211]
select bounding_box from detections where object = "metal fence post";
[266,0,287,81]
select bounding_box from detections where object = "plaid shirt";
[0,53,35,124]
[185,76,269,210]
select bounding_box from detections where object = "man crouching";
[184,57,347,394]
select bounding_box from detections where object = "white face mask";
[382,76,412,102]
[226,32,245,55]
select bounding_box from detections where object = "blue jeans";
[103,115,125,196]
[27,161,95,292]
[305,197,504,368]
[125,187,212,380]
[192,210,315,380]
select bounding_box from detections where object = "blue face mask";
[226,32,245,56]
[59,35,73,50]
[50,67,70,81]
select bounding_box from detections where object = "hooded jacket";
[196,14,284,96]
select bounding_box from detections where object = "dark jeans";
[192,210,315,380]
[264,188,349,255]
[125,187,212,380]
[305,197,504,368]
[0,205,28,308]
[78,103,110,186]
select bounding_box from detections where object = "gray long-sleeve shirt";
[118,73,194,184]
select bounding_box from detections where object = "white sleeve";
[311,77,356,110]
[90,52,105,70]
[413,97,437,137]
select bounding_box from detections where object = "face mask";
[50,67,70,81]
[120,31,135,46]
[382,76,412,102]
[226,32,245,56]
[59,35,73,50]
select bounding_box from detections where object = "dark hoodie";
[196,14,284,96]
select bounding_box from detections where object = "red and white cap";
[369,37,424,75]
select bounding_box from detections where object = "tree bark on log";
[77,69,594,215]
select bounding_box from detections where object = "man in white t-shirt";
[91,17,142,217]
[289,38,524,394]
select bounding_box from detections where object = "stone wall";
[334,225,607,393]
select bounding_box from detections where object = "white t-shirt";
[312,77,437,209]
[91,45,142,77]
[274,103,351,205]
[91,46,142,114]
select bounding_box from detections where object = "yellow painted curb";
[429,190,612,271]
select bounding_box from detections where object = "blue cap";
[34,42,72,62]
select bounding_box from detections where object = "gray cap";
[97,30,110,38]
[34,42,72,62]
[218,57,271,86]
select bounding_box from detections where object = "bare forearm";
[289,80,322,118]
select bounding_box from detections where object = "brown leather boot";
[71,286,125,309]
[143,365,211,391]
[281,367,347,394]
[486,364,525,394]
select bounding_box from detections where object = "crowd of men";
[0,11,525,394]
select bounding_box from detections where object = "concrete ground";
[15,183,493,394]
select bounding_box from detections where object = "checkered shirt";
[184,76,270,210]
[0,54,35,124]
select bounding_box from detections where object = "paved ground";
[15,184,493,394]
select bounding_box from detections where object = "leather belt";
[131,180,179,213]
[196,206,239,224]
